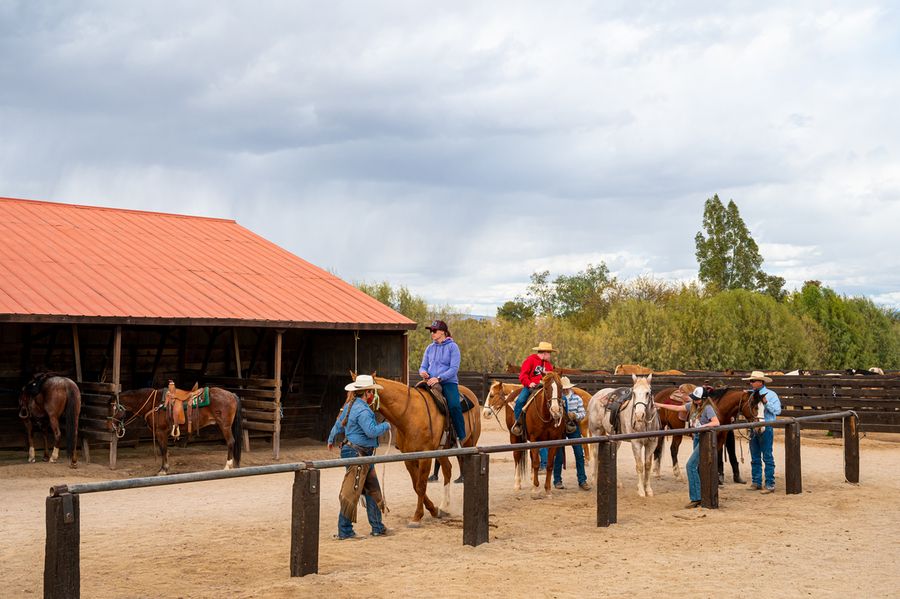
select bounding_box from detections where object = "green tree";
[496,300,534,322]
[554,263,614,328]
[695,195,785,299]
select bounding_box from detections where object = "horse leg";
[652,433,664,478]
[513,449,524,491]
[48,415,62,463]
[24,418,35,463]
[631,441,645,497]
[217,413,235,470]
[154,422,170,475]
[530,448,543,499]
[671,435,683,480]
[544,447,558,497]
[438,456,452,514]
[643,442,654,497]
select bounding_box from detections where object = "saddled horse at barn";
[111,383,242,475]
[18,373,81,468]
[370,375,482,527]
[588,375,659,497]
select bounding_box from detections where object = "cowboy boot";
[510,414,525,437]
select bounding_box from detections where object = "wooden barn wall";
[0,323,408,450]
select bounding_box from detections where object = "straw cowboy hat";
[560,376,575,390]
[344,374,384,392]
[742,370,772,384]
[532,341,557,353]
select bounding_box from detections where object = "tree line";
[358,196,899,372]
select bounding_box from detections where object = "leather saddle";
[415,381,474,446]
[606,388,633,433]
[162,380,204,439]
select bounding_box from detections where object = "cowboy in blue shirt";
[550,377,591,491]
[328,374,392,540]
[743,371,782,493]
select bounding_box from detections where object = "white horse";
[587,374,660,497]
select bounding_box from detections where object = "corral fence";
[449,371,900,434]
[42,411,859,598]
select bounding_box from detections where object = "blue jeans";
[553,428,587,485]
[441,382,466,442]
[686,435,701,502]
[337,445,386,537]
[750,426,776,489]
[513,387,531,420]
[539,447,548,470]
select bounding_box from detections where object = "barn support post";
[462,452,490,546]
[401,332,409,385]
[699,430,719,509]
[72,324,91,464]
[273,329,283,459]
[44,493,80,599]
[785,421,802,494]
[232,328,250,452]
[595,440,617,526]
[843,413,860,484]
[290,469,320,577]
[108,326,122,469]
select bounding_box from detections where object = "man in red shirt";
[510,341,556,437]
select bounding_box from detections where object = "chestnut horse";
[482,379,593,474]
[371,376,482,526]
[111,387,242,475]
[651,384,696,480]
[18,374,81,467]
[508,372,566,498]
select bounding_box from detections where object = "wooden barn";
[0,196,415,466]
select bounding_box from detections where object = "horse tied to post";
[588,374,659,497]
[651,383,696,480]
[111,382,243,475]
[370,375,482,527]
[18,373,82,468]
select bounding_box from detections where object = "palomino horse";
[371,376,482,527]
[482,379,594,474]
[18,374,81,467]
[111,386,243,475]
[651,384,696,480]
[507,372,566,498]
[588,375,659,497]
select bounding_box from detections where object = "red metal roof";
[0,197,416,330]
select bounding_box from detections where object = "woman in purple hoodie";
[419,320,466,447]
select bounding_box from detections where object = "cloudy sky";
[2,1,898,314]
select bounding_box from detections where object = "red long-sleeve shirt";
[519,354,554,387]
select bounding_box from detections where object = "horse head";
[483,381,506,418]
[749,389,768,421]
[630,374,655,432]
[541,372,563,423]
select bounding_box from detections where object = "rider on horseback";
[510,341,556,437]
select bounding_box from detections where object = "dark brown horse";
[651,384,696,480]
[370,375,482,526]
[711,388,758,484]
[18,374,81,468]
[112,386,242,475]
[510,372,566,498]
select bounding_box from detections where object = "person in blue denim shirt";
[742,371,782,493]
[550,377,591,491]
[419,319,466,446]
[328,374,392,540]
[656,386,720,508]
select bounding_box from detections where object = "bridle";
[107,389,159,439]
[630,385,657,429]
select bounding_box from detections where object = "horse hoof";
[28,458,35,464]
[646,488,654,497]
[406,521,422,529]
[437,509,450,519]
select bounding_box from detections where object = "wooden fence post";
[595,441,617,526]
[699,430,719,509]
[463,452,490,546]
[785,421,802,494]
[45,493,79,599]
[843,414,860,484]
[290,469,320,577]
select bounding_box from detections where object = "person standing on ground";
[743,370,782,493]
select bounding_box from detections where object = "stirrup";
[510,422,523,436]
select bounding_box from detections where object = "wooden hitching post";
[784,421,802,495]
[45,493,80,599]
[843,413,860,484]
[463,452,490,546]
[290,469,320,577]
[596,440,617,526]
[699,430,719,509]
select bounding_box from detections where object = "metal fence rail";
[43,411,860,599]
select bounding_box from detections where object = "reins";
[108,389,158,439]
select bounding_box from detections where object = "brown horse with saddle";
[111,381,242,475]
[18,373,81,468]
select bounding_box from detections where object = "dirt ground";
[1,417,898,599]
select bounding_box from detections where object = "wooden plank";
[844,415,860,484]
[77,382,120,394]
[110,326,122,470]
[242,409,277,421]
[202,376,279,388]
[79,430,113,441]
[220,388,278,399]
[239,398,278,410]
[596,441,617,526]
[274,330,283,460]
[72,324,82,383]
[784,421,802,495]
[462,453,490,546]
[700,430,719,509]
[242,421,276,432]
[290,469,320,577]
[79,405,109,418]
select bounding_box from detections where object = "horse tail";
[65,381,80,461]
[231,393,243,467]
[516,447,528,482]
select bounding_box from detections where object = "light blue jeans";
[749,426,776,489]
[513,387,531,420]
[686,435,701,502]
[337,444,386,538]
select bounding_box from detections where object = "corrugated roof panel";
[0,197,416,328]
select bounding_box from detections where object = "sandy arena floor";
[1,417,898,598]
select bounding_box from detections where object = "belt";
[342,440,376,453]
